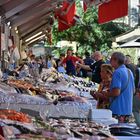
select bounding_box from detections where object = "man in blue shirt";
[108,52,135,123]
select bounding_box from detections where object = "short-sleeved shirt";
[62,56,80,66]
[110,65,135,115]
[90,60,104,84]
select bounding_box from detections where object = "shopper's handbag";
[109,69,130,107]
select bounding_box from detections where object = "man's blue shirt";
[110,65,135,115]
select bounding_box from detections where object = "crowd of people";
[57,49,140,127]
[77,50,140,126]
[2,48,140,127]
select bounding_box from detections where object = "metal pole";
[0,16,1,61]
[128,0,131,26]
[1,16,5,72]
[138,0,140,26]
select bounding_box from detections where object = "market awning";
[0,0,63,45]
[119,37,140,48]
[115,27,140,44]
[0,0,129,46]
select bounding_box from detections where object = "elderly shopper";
[78,51,105,84]
[106,52,135,123]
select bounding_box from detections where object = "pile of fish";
[0,107,116,140]
[0,68,98,108]
[0,116,116,140]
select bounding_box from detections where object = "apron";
[66,59,76,75]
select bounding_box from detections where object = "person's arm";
[61,57,67,65]
[91,91,108,100]
[105,88,120,97]
[93,88,120,100]
[14,64,24,72]
[78,63,92,71]
[92,83,112,100]
[72,56,83,64]
[78,58,84,64]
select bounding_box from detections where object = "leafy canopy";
[51,2,131,56]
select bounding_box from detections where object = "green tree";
[52,4,131,56]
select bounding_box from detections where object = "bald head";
[93,51,103,61]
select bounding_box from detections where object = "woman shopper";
[91,64,114,109]
[107,52,135,123]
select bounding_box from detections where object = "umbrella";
[119,37,140,48]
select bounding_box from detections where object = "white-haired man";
[78,51,105,84]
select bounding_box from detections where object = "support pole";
[128,0,131,26]
[1,17,5,72]
[0,16,1,61]
[138,0,140,26]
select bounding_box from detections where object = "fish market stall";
[0,68,136,139]
[0,70,116,139]
[0,69,99,119]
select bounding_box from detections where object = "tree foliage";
[52,3,131,56]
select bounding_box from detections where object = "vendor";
[91,64,114,109]
[78,51,105,84]
[62,49,83,75]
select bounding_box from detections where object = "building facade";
[129,0,139,27]
[115,0,139,27]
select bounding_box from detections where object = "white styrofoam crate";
[92,109,112,119]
